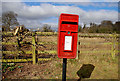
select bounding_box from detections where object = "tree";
[99,20,113,33]
[2,11,19,31]
[88,20,115,33]
[113,21,120,34]
[42,24,53,32]
[89,22,98,33]
[101,20,113,27]
[83,24,86,29]
[78,25,82,32]
[13,25,29,36]
[82,24,89,33]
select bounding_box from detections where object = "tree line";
[78,20,120,34]
[2,11,120,34]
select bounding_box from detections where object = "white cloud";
[104,0,120,2]
[0,1,2,16]
[2,2,118,29]
[1,0,120,2]
[82,10,118,24]
[61,2,118,7]
[24,0,91,2]
[24,0,120,2]
[2,0,90,2]
[119,13,120,21]
[2,0,22,2]
[17,18,45,29]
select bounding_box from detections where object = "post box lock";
[68,31,70,34]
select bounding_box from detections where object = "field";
[2,32,119,80]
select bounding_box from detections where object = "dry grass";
[2,35,119,80]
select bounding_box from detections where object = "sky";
[1,0,120,31]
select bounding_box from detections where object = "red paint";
[58,13,79,59]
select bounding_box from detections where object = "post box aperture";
[58,13,79,59]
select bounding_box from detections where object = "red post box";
[58,13,79,59]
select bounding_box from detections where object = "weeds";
[56,63,62,68]
[2,63,23,73]
[69,59,77,64]
[18,65,23,68]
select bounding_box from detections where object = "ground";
[2,34,119,80]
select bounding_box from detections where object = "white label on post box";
[64,36,72,50]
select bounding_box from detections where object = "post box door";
[58,32,78,59]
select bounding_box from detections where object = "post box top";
[60,13,79,22]
[59,13,79,32]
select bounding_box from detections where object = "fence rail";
[2,32,120,37]
[2,50,120,55]
[2,32,120,64]
[0,58,52,63]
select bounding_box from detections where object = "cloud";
[24,0,120,2]
[2,0,120,2]
[0,1,2,16]
[82,10,118,24]
[2,0,22,2]
[2,2,118,29]
[57,2,118,8]
[103,0,120,2]
[24,0,91,2]
[17,18,44,28]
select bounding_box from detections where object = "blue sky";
[24,2,118,11]
[2,1,119,30]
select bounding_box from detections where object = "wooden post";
[35,34,38,45]
[16,36,20,60]
[53,32,54,35]
[76,34,79,59]
[111,33,116,59]
[32,32,36,64]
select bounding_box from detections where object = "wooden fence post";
[111,33,116,59]
[16,36,20,60]
[32,32,36,64]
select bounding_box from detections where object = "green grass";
[56,63,62,68]
[2,63,17,73]
[68,59,77,64]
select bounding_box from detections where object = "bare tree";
[2,11,19,31]
[42,24,53,32]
